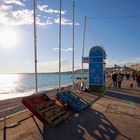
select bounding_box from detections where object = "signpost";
[82,57,89,63]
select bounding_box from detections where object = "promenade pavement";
[0,79,139,140]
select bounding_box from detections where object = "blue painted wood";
[56,90,89,112]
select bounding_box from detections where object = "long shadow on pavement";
[106,90,140,104]
[43,108,119,140]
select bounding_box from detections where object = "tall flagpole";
[33,0,38,93]
[72,1,75,90]
[81,16,87,81]
[59,0,62,91]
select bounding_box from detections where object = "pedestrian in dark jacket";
[136,74,140,88]
[112,73,118,88]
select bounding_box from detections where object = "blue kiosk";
[89,46,106,92]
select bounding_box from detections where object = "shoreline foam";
[0,82,73,101]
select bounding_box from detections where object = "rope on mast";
[33,0,38,93]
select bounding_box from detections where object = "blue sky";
[0,0,140,73]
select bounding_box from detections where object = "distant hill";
[74,69,88,73]
[46,69,88,74]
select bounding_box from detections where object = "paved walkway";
[109,78,140,91]
[0,79,140,140]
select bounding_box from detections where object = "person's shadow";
[43,107,119,140]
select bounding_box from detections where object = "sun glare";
[0,28,18,48]
[0,74,20,94]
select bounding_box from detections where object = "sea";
[0,73,87,100]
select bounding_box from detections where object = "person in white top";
[80,81,84,91]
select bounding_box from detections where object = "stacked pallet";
[56,90,89,112]
[22,91,89,126]
[22,94,69,126]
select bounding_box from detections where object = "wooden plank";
[44,112,54,118]
[22,94,70,126]
[53,113,69,126]
[57,111,66,117]
[39,108,51,114]
[33,101,54,110]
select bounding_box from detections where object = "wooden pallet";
[56,90,89,112]
[22,94,69,126]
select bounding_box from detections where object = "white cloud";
[65,48,73,52]
[0,8,33,26]
[3,0,25,6]
[54,17,72,25]
[36,17,53,26]
[37,5,48,11]
[52,48,59,51]
[0,3,77,27]
[46,9,66,15]
[37,4,66,15]
[0,4,14,25]
[54,17,79,26]
[0,4,53,26]
[0,2,33,25]
[75,22,80,26]
[0,4,13,11]
[52,48,73,52]
[13,9,33,25]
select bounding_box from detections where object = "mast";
[59,0,62,91]
[81,16,87,81]
[33,0,38,93]
[72,1,75,90]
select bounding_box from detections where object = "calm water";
[0,73,87,100]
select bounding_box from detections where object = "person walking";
[132,73,135,80]
[126,73,130,80]
[117,73,123,88]
[112,73,118,88]
[136,74,140,88]
[80,81,84,91]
